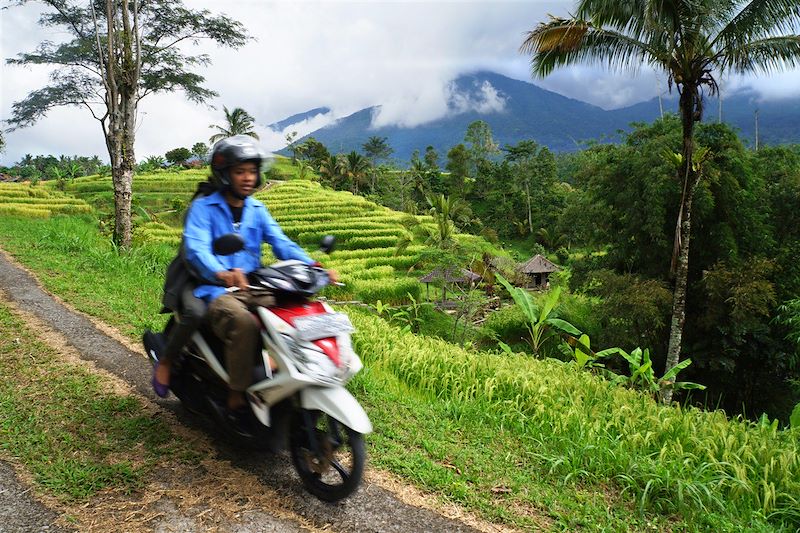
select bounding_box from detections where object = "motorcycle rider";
[152,135,335,433]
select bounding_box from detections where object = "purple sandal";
[152,363,170,398]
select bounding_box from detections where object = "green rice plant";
[271,199,379,208]
[280,219,401,233]
[334,265,394,280]
[295,228,404,244]
[0,197,85,205]
[363,255,419,270]
[347,278,422,305]
[269,207,369,220]
[346,308,800,529]
[339,236,401,250]
[0,205,52,218]
[319,246,423,261]
[48,204,93,215]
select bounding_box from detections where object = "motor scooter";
[144,233,371,502]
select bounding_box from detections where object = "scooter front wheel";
[289,409,366,502]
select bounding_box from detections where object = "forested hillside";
[287,115,800,423]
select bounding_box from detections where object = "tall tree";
[362,136,393,163]
[464,119,499,174]
[285,131,299,163]
[191,142,208,161]
[521,0,800,402]
[505,140,557,235]
[6,0,248,247]
[296,137,330,170]
[424,145,440,170]
[341,151,371,195]
[445,144,470,196]
[318,154,344,189]
[209,106,259,143]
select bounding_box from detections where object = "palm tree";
[318,154,344,188]
[396,193,472,256]
[209,106,260,144]
[341,151,371,195]
[426,193,471,247]
[521,1,800,403]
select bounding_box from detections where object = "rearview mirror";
[212,233,245,256]
[319,235,336,254]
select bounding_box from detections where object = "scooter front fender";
[300,387,373,434]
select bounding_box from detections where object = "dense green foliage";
[291,114,800,421]
[562,118,800,420]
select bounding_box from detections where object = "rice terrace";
[1,0,800,531]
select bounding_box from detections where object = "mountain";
[268,107,331,132]
[273,72,800,160]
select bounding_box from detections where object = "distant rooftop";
[519,254,560,274]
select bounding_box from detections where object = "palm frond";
[576,0,682,41]
[722,35,800,73]
[521,17,664,77]
[714,0,800,46]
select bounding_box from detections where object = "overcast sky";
[2,0,800,166]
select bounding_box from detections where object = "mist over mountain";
[270,72,799,160]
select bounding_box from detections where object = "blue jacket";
[183,191,314,302]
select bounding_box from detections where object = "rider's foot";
[154,359,171,386]
[152,362,170,398]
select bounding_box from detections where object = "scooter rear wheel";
[289,409,366,502]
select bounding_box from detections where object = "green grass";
[0,301,200,500]
[349,308,800,531]
[1,213,798,531]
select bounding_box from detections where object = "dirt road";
[0,248,504,533]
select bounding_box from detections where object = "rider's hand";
[327,269,339,283]
[216,268,248,290]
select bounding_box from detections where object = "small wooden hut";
[419,266,481,304]
[518,254,560,289]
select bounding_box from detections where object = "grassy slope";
[0,212,798,531]
[0,298,201,500]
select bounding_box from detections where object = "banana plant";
[559,334,607,370]
[600,346,705,401]
[496,273,581,357]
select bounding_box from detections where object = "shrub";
[581,269,672,356]
[164,147,192,166]
[482,304,528,344]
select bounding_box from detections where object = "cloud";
[261,109,337,152]
[2,0,799,165]
[2,1,569,164]
[449,80,508,115]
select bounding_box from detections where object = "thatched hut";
[419,266,481,303]
[518,254,560,289]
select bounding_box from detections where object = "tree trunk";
[94,0,140,248]
[525,179,533,235]
[662,88,701,404]
[108,93,136,247]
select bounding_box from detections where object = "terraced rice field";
[50,170,206,211]
[18,169,479,304]
[0,183,92,218]
[137,180,433,303]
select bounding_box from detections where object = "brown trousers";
[207,290,275,392]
